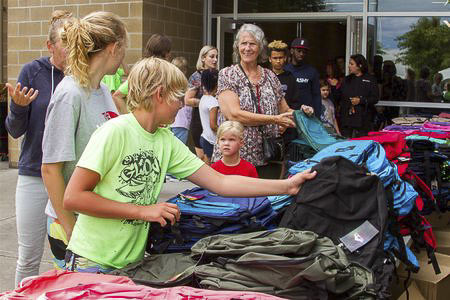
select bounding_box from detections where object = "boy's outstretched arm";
[187,165,316,197]
[64,167,180,226]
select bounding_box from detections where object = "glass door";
[346,16,363,74]
[216,16,236,69]
[214,15,363,73]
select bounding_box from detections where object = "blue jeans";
[171,127,188,144]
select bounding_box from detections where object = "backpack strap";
[386,184,418,272]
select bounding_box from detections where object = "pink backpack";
[0,270,284,300]
[422,121,450,131]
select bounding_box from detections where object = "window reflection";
[238,0,363,13]
[367,16,450,103]
[369,0,450,12]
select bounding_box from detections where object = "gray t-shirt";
[42,76,118,217]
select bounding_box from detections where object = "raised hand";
[6,82,39,107]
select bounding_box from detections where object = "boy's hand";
[286,169,317,195]
[139,202,181,226]
[6,82,39,107]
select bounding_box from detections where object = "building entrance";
[256,20,347,77]
[215,17,362,76]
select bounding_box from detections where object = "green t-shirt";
[101,68,125,92]
[68,113,204,269]
[117,80,128,96]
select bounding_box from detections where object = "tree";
[376,41,386,55]
[396,17,450,76]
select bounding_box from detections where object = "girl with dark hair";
[199,69,219,164]
[338,54,379,138]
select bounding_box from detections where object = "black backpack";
[280,156,393,299]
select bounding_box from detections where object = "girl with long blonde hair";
[41,11,127,271]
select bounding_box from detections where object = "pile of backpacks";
[382,114,450,213]
[111,111,448,299]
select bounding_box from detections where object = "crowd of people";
[5,11,317,285]
[7,9,447,287]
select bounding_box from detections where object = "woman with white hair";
[185,45,218,161]
[211,23,313,179]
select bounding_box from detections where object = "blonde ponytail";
[61,11,127,88]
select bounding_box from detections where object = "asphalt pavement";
[0,161,196,292]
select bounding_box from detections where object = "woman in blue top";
[5,10,72,286]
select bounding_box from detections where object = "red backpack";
[352,131,409,161]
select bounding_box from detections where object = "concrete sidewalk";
[0,161,196,292]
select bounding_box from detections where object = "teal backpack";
[293,110,345,152]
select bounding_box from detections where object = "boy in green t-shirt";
[63,57,317,272]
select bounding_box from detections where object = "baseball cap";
[291,38,310,50]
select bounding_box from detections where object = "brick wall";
[6,0,145,166]
[143,0,203,75]
[5,0,204,166]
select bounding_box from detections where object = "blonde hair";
[196,45,217,71]
[268,40,288,50]
[48,10,73,44]
[61,11,127,88]
[217,121,244,141]
[127,57,188,112]
[171,56,188,76]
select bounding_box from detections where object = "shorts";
[47,216,68,270]
[65,250,115,274]
[190,108,202,148]
[171,127,188,144]
[200,136,214,159]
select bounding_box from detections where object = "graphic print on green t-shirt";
[116,149,161,227]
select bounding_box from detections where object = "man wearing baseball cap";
[284,38,321,118]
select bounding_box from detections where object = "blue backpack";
[293,110,345,151]
[147,188,277,253]
[289,140,417,216]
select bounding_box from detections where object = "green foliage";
[396,17,450,76]
[376,41,386,55]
